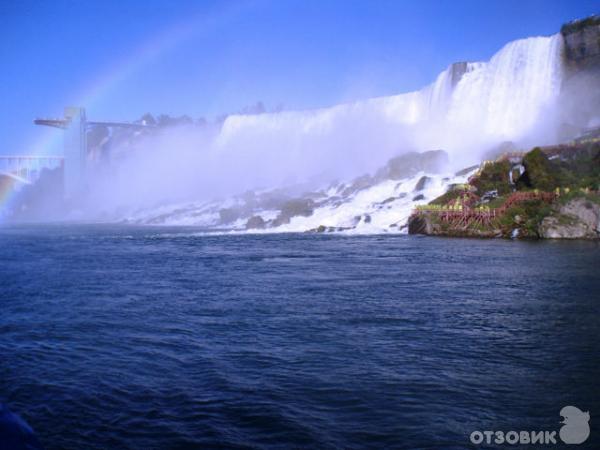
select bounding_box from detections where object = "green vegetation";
[518,144,600,191]
[498,200,553,238]
[412,142,600,239]
[517,148,559,191]
[556,189,600,206]
[470,160,512,195]
[552,144,600,190]
[485,195,507,209]
[428,189,463,205]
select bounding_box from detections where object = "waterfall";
[125,34,567,228]
[447,33,564,143]
[217,33,564,176]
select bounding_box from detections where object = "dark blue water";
[1,225,599,449]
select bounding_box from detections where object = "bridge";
[0,155,64,185]
[34,107,151,198]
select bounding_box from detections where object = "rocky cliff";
[561,15,600,70]
[556,15,600,142]
[539,197,600,239]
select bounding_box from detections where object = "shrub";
[519,148,560,191]
[471,160,512,195]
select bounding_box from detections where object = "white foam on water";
[125,34,563,233]
[128,169,474,234]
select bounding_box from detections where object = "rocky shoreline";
[408,142,600,240]
[539,197,600,239]
[409,195,600,240]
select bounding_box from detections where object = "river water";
[1,225,598,449]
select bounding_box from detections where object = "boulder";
[539,197,600,239]
[408,214,433,235]
[272,198,315,226]
[414,176,431,191]
[245,215,266,230]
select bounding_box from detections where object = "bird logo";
[559,406,590,444]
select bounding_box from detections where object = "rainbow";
[0,176,20,218]
[0,2,246,217]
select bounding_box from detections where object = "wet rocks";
[272,198,315,226]
[561,15,600,70]
[245,215,266,230]
[454,165,479,177]
[414,176,431,191]
[310,224,353,233]
[340,175,374,197]
[375,150,449,181]
[408,214,434,235]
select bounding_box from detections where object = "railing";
[411,190,560,228]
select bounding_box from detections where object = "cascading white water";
[97,33,568,231]
[446,34,564,143]
[217,33,564,174]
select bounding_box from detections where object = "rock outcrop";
[539,198,600,239]
[272,198,315,226]
[408,214,434,235]
[448,62,471,87]
[245,215,266,230]
[557,15,600,138]
[414,176,431,191]
[375,150,448,181]
[409,141,600,240]
[561,15,600,70]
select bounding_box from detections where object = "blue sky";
[0,0,597,155]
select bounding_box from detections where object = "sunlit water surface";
[1,225,599,449]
